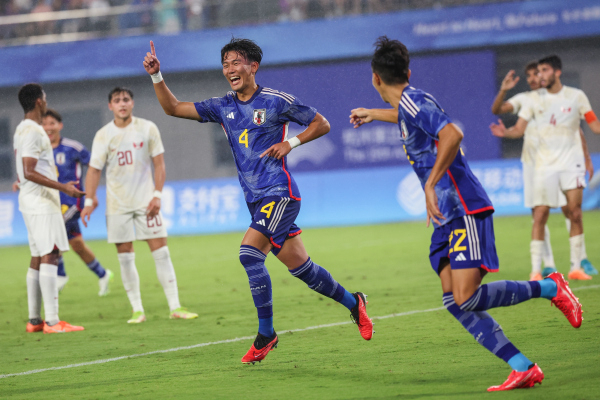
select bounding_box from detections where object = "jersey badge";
[55,152,66,165]
[400,120,409,140]
[253,109,266,126]
[227,112,235,119]
[561,107,572,113]
[133,142,144,149]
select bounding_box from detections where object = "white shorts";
[106,210,167,244]
[523,163,566,209]
[533,168,585,208]
[23,213,70,257]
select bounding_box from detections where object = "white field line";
[1,284,597,379]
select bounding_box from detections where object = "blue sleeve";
[79,145,91,165]
[194,97,223,124]
[405,95,452,140]
[278,96,317,126]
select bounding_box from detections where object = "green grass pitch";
[1,212,599,399]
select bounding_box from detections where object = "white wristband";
[286,136,301,149]
[151,71,163,84]
[84,198,94,207]
[153,190,162,199]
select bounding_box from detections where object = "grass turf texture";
[1,212,599,399]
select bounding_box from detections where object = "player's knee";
[239,245,266,268]
[569,207,582,224]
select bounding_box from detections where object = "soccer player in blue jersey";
[143,38,373,363]
[349,36,584,392]
[42,109,114,295]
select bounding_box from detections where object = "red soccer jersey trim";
[446,169,495,215]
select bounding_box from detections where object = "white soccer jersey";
[507,91,538,165]
[519,86,592,170]
[13,119,62,214]
[89,117,165,215]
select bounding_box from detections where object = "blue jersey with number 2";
[397,86,493,227]
[194,86,317,203]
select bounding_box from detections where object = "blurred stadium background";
[1,0,600,245]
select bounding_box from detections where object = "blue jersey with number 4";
[397,86,493,227]
[194,86,317,203]
[53,137,90,210]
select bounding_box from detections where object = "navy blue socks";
[239,246,273,336]
[87,259,106,278]
[289,257,356,310]
[57,256,66,277]
[459,280,549,312]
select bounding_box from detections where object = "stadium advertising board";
[2,155,600,247]
[0,0,598,87]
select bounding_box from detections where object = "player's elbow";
[319,116,330,136]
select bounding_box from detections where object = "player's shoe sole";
[170,307,198,319]
[26,322,44,333]
[487,364,544,391]
[541,267,557,279]
[581,259,598,275]
[127,311,146,324]
[350,292,373,340]
[547,272,583,328]
[241,332,278,364]
[568,268,592,281]
[43,321,84,334]
[98,269,114,297]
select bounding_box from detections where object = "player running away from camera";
[14,84,85,334]
[143,37,373,364]
[491,55,600,281]
[349,37,583,392]
[491,61,597,280]
[81,87,197,323]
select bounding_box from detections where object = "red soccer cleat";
[350,292,373,340]
[488,364,544,392]
[547,272,583,328]
[26,321,44,333]
[241,332,278,364]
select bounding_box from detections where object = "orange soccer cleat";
[241,332,278,364]
[350,292,373,340]
[547,272,583,328]
[567,269,592,281]
[488,364,544,392]
[529,272,542,281]
[43,321,85,334]
[26,321,44,333]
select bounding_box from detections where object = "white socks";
[39,264,59,325]
[530,240,544,274]
[152,246,181,312]
[26,268,42,321]
[569,234,584,272]
[542,224,555,268]
[118,252,143,313]
[565,218,588,261]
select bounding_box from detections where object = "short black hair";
[220,37,263,65]
[18,83,44,113]
[371,36,410,85]
[525,61,538,73]
[538,55,562,71]
[44,108,62,123]
[108,87,134,102]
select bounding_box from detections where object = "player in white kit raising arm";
[490,61,596,280]
[81,87,198,323]
[15,83,85,334]
[491,55,600,281]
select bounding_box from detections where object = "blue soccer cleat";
[581,259,598,275]
[541,267,557,279]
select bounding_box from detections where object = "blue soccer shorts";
[429,213,499,275]
[247,196,302,256]
[64,210,82,241]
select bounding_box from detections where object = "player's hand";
[81,206,93,227]
[349,108,373,128]
[500,70,519,91]
[63,181,85,198]
[146,197,161,218]
[489,119,507,138]
[586,157,594,180]
[143,40,160,75]
[260,142,292,160]
[424,184,445,228]
[12,181,19,192]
